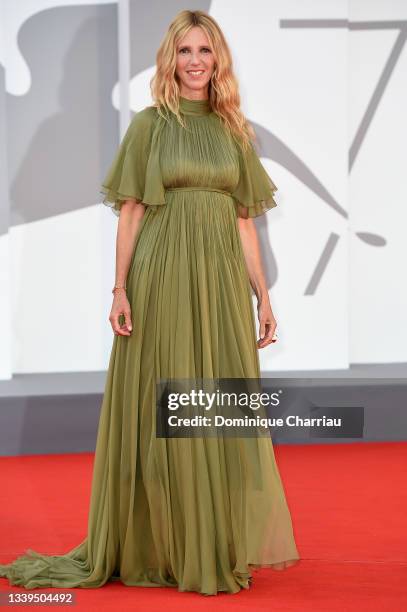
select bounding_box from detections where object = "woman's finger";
[124,309,133,333]
[258,321,277,347]
[110,312,131,336]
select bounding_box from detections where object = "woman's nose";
[189,53,201,65]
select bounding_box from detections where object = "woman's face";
[175,26,215,99]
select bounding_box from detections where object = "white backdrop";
[0,0,406,378]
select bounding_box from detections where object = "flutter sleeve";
[100,106,165,216]
[231,140,278,218]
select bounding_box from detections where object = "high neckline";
[179,95,211,116]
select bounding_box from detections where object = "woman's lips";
[186,70,205,77]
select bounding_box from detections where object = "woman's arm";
[237,216,277,348]
[109,199,146,336]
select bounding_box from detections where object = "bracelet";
[112,284,127,294]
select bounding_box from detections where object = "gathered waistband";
[166,187,233,197]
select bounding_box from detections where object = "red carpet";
[1,442,406,611]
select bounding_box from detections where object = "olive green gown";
[0,96,299,595]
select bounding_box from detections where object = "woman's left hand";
[257,299,278,349]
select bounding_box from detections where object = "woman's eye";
[178,47,211,54]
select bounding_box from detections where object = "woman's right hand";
[109,289,133,336]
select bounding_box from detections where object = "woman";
[0,10,299,595]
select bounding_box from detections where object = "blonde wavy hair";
[150,10,255,152]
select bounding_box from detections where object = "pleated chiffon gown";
[0,96,299,595]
